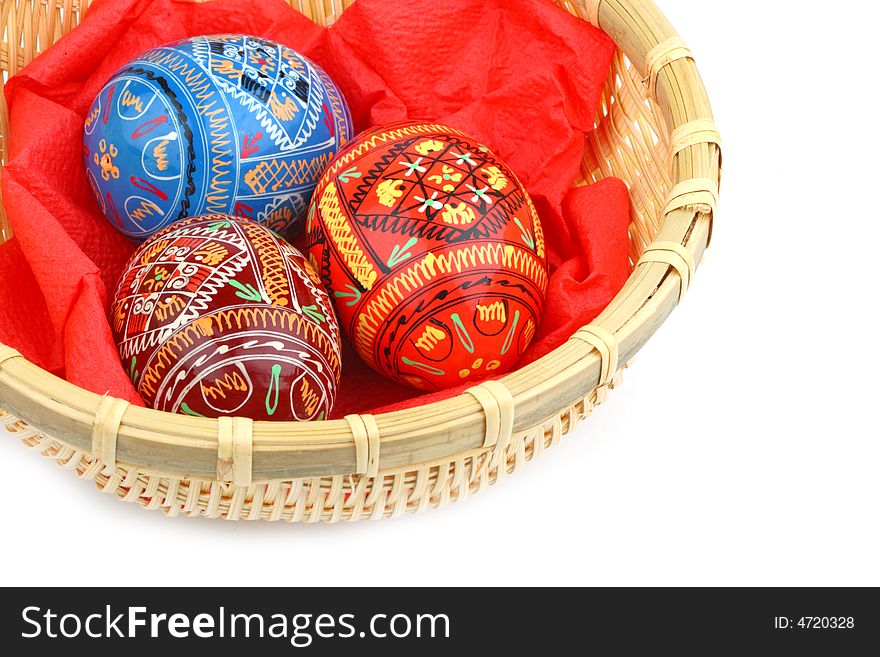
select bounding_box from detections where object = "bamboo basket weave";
[0,0,719,522]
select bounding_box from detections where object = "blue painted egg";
[83,35,352,239]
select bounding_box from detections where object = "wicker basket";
[0,0,719,522]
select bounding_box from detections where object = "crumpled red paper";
[0,237,63,375]
[0,0,631,416]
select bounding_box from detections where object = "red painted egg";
[111,214,341,420]
[304,122,548,391]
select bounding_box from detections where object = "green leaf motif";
[334,284,362,307]
[207,220,231,232]
[302,305,326,324]
[514,217,535,249]
[387,237,418,268]
[129,356,139,383]
[180,402,205,417]
[229,279,264,302]
[338,165,361,184]
[265,364,281,416]
[401,356,445,377]
[451,313,475,354]
[501,310,521,356]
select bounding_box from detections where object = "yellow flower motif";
[480,165,508,191]
[375,179,406,207]
[414,139,444,156]
[210,58,241,79]
[428,165,463,192]
[269,92,298,121]
[94,139,120,181]
[193,242,228,267]
[415,325,446,353]
[440,202,476,226]
[143,266,171,292]
[476,301,507,323]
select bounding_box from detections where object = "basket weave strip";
[345,413,381,479]
[572,326,619,388]
[0,371,622,521]
[0,0,720,521]
[638,241,695,304]
[217,416,254,486]
[644,36,693,97]
[671,119,721,156]
[91,395,129,473]
[465,380,515,464]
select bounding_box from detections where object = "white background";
[1,0,878,587]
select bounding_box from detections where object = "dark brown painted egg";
[111,214,341,420]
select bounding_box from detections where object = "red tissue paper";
[0,0,631,416]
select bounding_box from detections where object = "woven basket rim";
[0,0,720,485]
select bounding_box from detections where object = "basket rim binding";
[0,0,720,486]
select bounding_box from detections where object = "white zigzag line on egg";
[187,38,212,68]
[291,100,322,152]
[118,254,245,359]
[117,231,251,360]
[180,257,250,321]
[255,192,308,223]
[289,65,326,151]
[118,255,246,358]
[212,68,328,153]
[211,76,298,151]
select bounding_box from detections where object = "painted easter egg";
[111,215,341,421]
[84,34,352,240]
[304,122,549,391]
